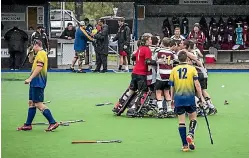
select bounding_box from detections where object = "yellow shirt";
[30,50,48,88]
[169,63,198,106]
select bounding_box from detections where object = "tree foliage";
[50,2,114,20]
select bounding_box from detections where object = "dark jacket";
[113,23,130,52]
[29,31,49,50]
[60,28,76,39]
[4,27,28,53]
[94,24,109,55]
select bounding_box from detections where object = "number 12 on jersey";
[177,68,187,79]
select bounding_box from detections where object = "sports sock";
[157,100,163,111]
[188,120,197,136]
[42,109,56,124]
[118,65,122,70]
[178,123,188,146]
[25,107,37,126]
[205,97,215,108]
[166,100,173,111]
[125,65,129,70]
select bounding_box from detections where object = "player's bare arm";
[25,63,43,84]
[194,80,205,104]
[186,51,203,67]
[28,52,34,63]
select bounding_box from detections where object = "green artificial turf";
[1,72,249,158]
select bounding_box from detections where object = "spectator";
[92,19,109,73]
[4,26,28,70]
[84,18,93,65]
[113,18,131,72]
[70,21,93,73]
[60,22,76,39]
[187,23,206,53]
[29,26,49,52]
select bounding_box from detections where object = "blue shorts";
[29,87,44,103]
[175,105,197,115]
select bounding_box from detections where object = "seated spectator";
[60,23,76,39]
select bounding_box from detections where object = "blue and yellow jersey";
[30,50,48,88]
[169,64,198,107]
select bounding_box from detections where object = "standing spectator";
[113,18,131,72]
[92,19,109,73]
[60,23,76,39]
[70,21,93,73]
[187,23,206,53]
[29,26,49,52]
[4,26,28,70]
[84,18,93,65]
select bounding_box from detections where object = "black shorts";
[154,80,170,91]
[130,73,147,91]
[175,105,197,115]
[29,87,44,103]
[198,73,208,89]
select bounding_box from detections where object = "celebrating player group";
[112,28,218,151]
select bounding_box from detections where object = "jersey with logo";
[155,48,175,81]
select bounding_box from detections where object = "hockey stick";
[95,102,113,106]
[200,105,214,145]
[64,120,85,124]
[32,121,69,126]
[72,140,122,144]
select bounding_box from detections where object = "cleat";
[45,122,59,132]
[208,108,217,115]
[186,135,195,150]
[112,107,120,113]
[77,69,86,73]
[17,124,32,131]
[166,110,175,118]
[126,108,136,117]
[181,146,189,152]
[70,67,76,72]
[157,110,165,118]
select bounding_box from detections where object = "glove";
[123,45,127,49]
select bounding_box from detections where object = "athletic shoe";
[181,146,189,152]
[186,135,195,150]
[157,110,165,118]
[17,124,32,131]
[77,69,86,73]
[166,110,175,118]
[112,107,120,113]
[69,67,76,72]
[45,122,59,132]
[126,108,136,117]
[208,108,217,115]
[93,70,100,73]
[100,70,107,73]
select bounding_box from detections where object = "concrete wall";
[1,5,28,36]
[138,5,249,36]
[1,4,45,37]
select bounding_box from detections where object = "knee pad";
[119,88,134,105]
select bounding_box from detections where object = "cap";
[194,23,200,28]
[79,21,85,26]
[142,33,153,37]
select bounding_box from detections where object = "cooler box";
[205,54,216,64]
